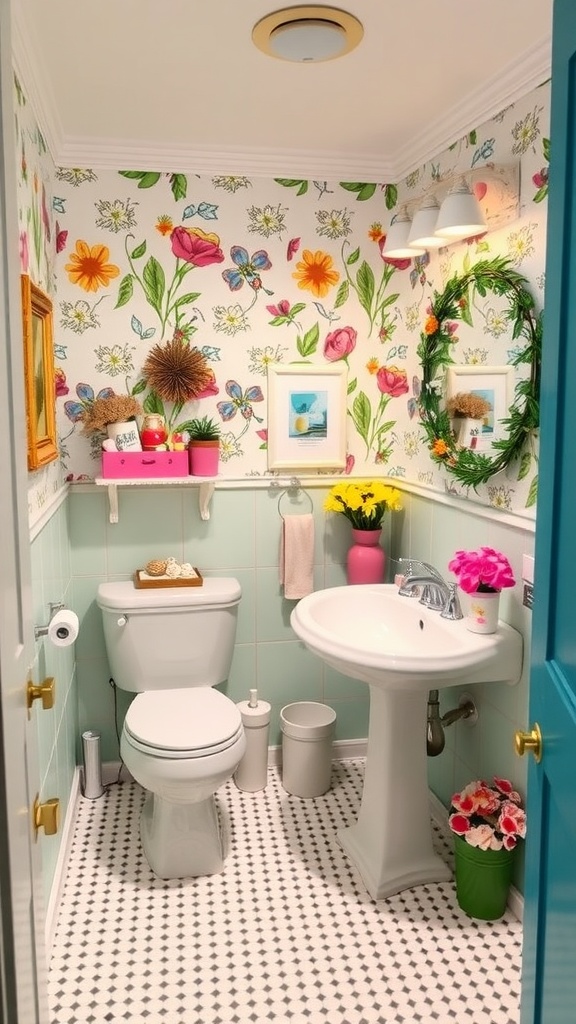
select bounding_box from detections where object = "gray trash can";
[280,702,336,798]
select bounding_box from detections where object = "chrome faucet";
[396,558,463,620]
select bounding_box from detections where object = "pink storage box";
[101,451,189,479]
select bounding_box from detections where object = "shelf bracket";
[107,484,119,524]
[199,481,215,521]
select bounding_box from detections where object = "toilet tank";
[96,578,242,692]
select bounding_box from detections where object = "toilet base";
[140,792,224,879]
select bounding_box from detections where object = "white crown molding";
[55,137,396,181]
[12,16,551,184]
[393,36,552,182]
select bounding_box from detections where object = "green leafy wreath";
[417,256,542,499]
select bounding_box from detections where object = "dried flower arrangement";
[445,392,492,419]
[80,393,142,435]
[143,338,212,404]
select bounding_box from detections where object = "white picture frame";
[267,363,347,470]
[446,364,515,452]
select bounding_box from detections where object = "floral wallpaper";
[14,75,550,516]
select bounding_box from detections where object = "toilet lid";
[124,689,243,758]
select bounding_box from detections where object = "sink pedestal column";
[338,685,451,900]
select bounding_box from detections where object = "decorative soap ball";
[146,559,167,577]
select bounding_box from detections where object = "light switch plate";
[522,554,535,584]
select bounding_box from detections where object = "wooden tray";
[134,568,203,588]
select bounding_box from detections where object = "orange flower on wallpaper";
[156,215,174,236]
[64,241,120,292]
[292,249,339,298]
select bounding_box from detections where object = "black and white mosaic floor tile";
[49,761,522,1024]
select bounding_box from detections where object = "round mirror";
[417,257,542,499]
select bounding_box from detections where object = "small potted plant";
[449,777,526,920]
[448,546,515,633]
[187,416,221,476]
[79,393,143,451]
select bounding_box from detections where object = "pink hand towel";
[279,513,315,600]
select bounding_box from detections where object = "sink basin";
[290,584,523,689]
[290,584,524,901]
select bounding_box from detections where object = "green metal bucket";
[454,836,515,920]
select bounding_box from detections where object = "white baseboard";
[268,737,369,766]
[45,767,81,955]
[428,790,524,922]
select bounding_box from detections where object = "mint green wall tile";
[73,576,106,660]
[257,639,323,708]
[106,489,185,574]
[324,563,347,588]
[256,566,321,641]
[323,665,367,700]
[35,700,56,790]
[324,511,349,565]
[330,697,370,740]
[427,743,456,808]
[76,657,134,762]
[220,643,257,703]
[201,567,256,644]
[183,489,255,570]
[69,490,108,576]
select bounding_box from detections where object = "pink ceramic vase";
[346,528,386,585]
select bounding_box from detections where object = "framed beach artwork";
[446,365,515,453]
[267,364,347,470]
[21,275,58,471]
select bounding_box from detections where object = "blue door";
[520,2,576,1021]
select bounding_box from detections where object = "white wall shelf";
[94,477,216,524]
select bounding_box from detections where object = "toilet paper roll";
[48,609,79,647]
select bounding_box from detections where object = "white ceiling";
[13,0,552,181]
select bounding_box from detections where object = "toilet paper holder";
[34,602,65,640]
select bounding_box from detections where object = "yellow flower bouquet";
[324,480,402,530]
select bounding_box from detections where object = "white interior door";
[0,3,49,1021]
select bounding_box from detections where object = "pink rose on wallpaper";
[20,231,29,272]
[323,326,357,362]
[170,226,224,267]
[286,237,300,261]
[345,454,355,475]
[195,369,219,398]
[55,367,69,397]
[376,365,409,398]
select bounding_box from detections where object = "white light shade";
[407,196,444,249]
[435,178,486,239]
[381,209,424,258]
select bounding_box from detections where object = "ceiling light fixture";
[407,196,445,250]
[252,6,363,63]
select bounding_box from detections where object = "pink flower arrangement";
[449,777,526,851]
[448,546,516,594]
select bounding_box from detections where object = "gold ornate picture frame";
[21,275,58,471]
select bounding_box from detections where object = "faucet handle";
[440,582,463,620]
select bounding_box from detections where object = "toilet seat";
[124,688,243,759]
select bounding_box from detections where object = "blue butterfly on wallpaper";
[217,380,265,423]
[64,383,115,424]
[182,202,219,221]
[52,197,66,214]
[410,252,430,289]
[407,376,422,419]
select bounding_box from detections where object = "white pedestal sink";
[290,584,523,900]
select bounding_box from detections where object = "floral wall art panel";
[46,81,549,515]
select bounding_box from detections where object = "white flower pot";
[460,588,500,634]
[106,419,142,452]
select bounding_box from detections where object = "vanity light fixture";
[381,208,425,259]
[434,177,486,240]
[380,164,520,260]
[407,196,445,250]
[252,6,364,63]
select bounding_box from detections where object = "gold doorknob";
[27,676,55,712]
[514,723,543,763]
[32,795,60,839]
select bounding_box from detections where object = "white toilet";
[96,578,246,879]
